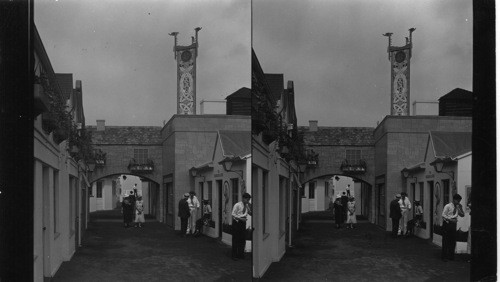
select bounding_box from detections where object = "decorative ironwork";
[128,158,154,173]
[340,159,367,173]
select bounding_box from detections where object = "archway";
[300,173,372,220]
[88,173,161,223]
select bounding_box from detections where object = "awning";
[401,162,426,174]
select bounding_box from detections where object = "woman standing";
[134,196,145,228]
[333,195,344,229]
[346,196,357,229]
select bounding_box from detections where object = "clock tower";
[383,28,415,116]
[169,27,202,115]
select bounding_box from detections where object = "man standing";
[340,191,349,224]
[389,194,402,238]
[345,184,351,197]
[399,192,412,236]
[187,191,200,235]
[441,194,465,261]
[178,193,190,237]
[231,193,252,260]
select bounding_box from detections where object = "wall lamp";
[401,169,417,183]
[431,158,455,183]
[219,158,244,179]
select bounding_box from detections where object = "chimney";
[96,120,105,131]
[309,120,318,132]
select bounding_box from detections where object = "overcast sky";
[253,0,472,127]
[35,0,251,126]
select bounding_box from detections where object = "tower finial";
[409,27,416,43]
[383,32,393,59]
[168,32,179,59]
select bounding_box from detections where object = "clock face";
[181,50,192,62]
[395,51,406,63]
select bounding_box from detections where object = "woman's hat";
[336,194,341,199]
[184,193,190,197]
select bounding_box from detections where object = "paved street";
[52,211,251,281]
[261,214,470,282]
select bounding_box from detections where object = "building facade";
[33,24,91,281]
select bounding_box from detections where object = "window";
[263,171,268,235]
[308,182,315,199]
[134,148,149,164]
[96,181,103,198]
[300,186,305,197]
[231,178,239,206]
[443,180,450,205]
[53,170,59,234]
[345,149,362,164]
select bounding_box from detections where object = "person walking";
[187,191,200,235]
[346,196,357,229]
[441,193,465,261]
[178,193,190,237]
[121,196,134,228]
[333,195,344,229]
[231,193,252,260]
[389,194,402,238]
[134,196,145,228]
[399,192,412,236]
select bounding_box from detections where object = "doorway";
[428,181,434,240]
[42,166,51,277]
[217,180,223,238]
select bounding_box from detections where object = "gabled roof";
[429,131,472,159]
[219,130,251,158]
[264,73,284,102]
[55,73,73,100]
[87,126,163,145]
[226,87,250,99]
[298,126,375,146]
[438,88,473,101]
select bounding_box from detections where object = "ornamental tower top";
[383,28,415,116]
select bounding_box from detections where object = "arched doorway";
[300,174,372,220]
[88,173,160,222]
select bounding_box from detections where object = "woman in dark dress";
[121,196,134,228]
[333,195,344,229]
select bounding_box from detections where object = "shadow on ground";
[260,213,470,282]
[52,211,252,281]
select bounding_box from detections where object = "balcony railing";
[128,158,154,173]
[94,149,107,167]
[340,159,367,173]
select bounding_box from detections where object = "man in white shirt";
[186,191,200,235]
[399,192,412,236]
[231,193,252,260]
[441,193,465,261]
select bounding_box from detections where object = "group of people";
[121,187,145,228]
[389,192,416,237]
[390,191,465,262]
[178,191,212,237]
[178,191,252,261]
[333,189,356,229]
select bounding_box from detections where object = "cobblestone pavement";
[52,211,252,282]
[261,219,470,282]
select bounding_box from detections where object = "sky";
[253,0,472,127]
[35,0,251,126]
